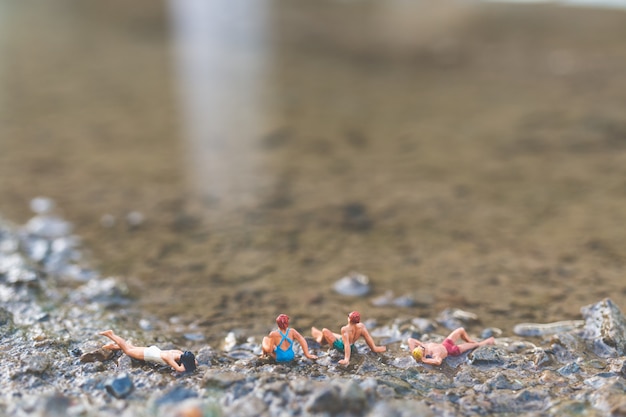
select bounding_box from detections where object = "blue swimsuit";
[275,328,295,362]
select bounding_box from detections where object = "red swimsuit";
[442,338,461,356]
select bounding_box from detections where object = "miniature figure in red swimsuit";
[408,327,495,366]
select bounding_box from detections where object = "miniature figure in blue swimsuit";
[275,328,295,362]
[262,314,318,362]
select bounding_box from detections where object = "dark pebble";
[468,346,509,366]
[557,362,581,376]
[105,373,134,399]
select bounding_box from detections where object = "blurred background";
[1,0,626,342]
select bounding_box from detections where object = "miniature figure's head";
[276,314,290,330]
[412,346,424,362]
[348,311,360,324]
[179,351,197,372]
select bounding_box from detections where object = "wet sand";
[1,0,626,345]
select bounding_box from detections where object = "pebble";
[105,373,134,399]
[80,348,115,363]
[371,290,426,308]
[437,308,478,329]
[29,197,55,214]
[333,272,371,296]
[126,211,145,227]
[513,320,585,337]
[581,298,626,357]
[467,346,510,366]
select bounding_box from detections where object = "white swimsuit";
[143,346,166,365]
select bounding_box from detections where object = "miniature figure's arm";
[361,326,386,353]
[292,330,317,360]
[407,338,422,351]
[338,329,352,365]
[163,354,186,373]
[421,356,443,366]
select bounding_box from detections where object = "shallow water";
[1,0,626,345]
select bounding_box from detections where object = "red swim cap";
[276,314,289,330]
[348,311,360,324]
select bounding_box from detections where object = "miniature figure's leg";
[102,342,122,351]
[261,336,276,358]
[311,327,330,344]
[99,330,145,360]
[447,328,476,344]
[311,327,339,345]
[311,327,323,343]
[456,337,494,354]
[321,328,340,345]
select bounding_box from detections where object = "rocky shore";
[1,203,626,417]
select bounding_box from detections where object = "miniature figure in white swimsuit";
[99,330,197,373]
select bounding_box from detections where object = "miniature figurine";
[408,327,495,366]
[98,330,197,373]
[262,314,318,362]
[311,311,387,365]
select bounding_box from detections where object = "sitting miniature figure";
[311,311,387,365]
[408,327,495,366]
[261,314,318,363]
[98,330,197,373]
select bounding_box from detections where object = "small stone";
[557,362,581,376]
[538,370,568,387]
[485,374,524,391]
[30,197,55,214]
[371,290,394,307]
[480,328,502,339]
[126,211,145,227]
[105,373,134,399]
[437,308,478,329]
[333,272,371,297]
[581,298,626,357]
[25,215,72,238]
[513,320,584,337]
[138,319,153,331]
[80,348,114,363]
[195,346,217,365]
[393,295,417,308]
[411,317,438,333]
[184,333,205,341]
[468,346,510,366]
[532,348,555,368]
